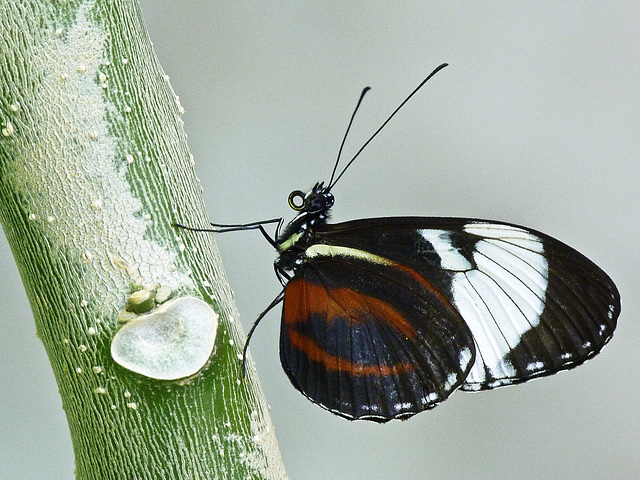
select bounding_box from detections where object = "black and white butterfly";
[176,63,620,422]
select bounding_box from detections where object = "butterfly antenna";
[328,85,372,188]
[328,62,448,189]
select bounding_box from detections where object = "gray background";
[2,3,639,479]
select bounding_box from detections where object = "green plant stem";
[0,1,286,478]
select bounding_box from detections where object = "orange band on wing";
[287,329,416,377]
[393,262,459,315]
[284,280,417,340]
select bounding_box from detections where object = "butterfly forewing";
[280,246,476,421]
[315,217,620,392]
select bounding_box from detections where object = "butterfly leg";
[242,289,285,377]
[274,264,291,287]
[173,218,283,248]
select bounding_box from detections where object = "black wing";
[280,247,476,422]
[315,217,620,391]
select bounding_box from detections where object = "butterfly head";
[288,182,335,216]
[276,182,334,264]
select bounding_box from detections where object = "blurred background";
[2,2,638,479]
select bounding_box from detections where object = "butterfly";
[176,63,620,422]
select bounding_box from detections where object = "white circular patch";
[111,297,218,380]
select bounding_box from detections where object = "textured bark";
[0,1,286,478]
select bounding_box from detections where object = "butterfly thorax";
[275,182,334,272]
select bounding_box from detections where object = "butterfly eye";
[288,190,306,211]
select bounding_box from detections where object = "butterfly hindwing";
[280,246,476,421]
[315,217,620,391]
